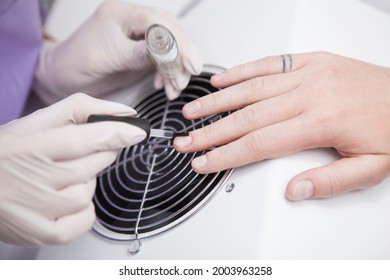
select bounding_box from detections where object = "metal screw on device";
[128,239,142,255]
[225,183,235,193]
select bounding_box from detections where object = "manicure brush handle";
[87,114,150,144]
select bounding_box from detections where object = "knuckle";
[236,105,260,129]
[72,92,89,101]
[235,63,249,76]
[311,172,342,198]
[235,63,245,73]
[310,110,325,126]
[325,177,343,197]
[201,123,217,142]
[321,65,340,81]
[315,54,341,77]
[66,92,90,107]
[246,131,267,159]
[311,51,334,65]
[248,77,264,98]
[209,90,221,107]
[261,55,280,66]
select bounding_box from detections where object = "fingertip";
[210,72,226,87]
[85,202,96,229]
[285,156,384,201]
[95,122,148,149]
[191,155,208,174]
[285,179,315,201]
[173,134,192,150]
[182,100,201,119]
[164,81,180,100]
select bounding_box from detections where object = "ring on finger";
[281,54,293,73]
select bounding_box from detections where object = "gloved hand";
[34,0,203,103]
[0,93,146,247]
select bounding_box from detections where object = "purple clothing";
[0,0,42,125]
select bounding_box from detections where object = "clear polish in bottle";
[145,24,183,89]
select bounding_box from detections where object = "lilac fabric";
[0,0,42,125]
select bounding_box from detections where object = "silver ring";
[281,54,292,73]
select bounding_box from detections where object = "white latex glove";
[34,0,203,103]
[0,93,147,246]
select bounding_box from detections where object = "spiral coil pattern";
[93,71,232,241]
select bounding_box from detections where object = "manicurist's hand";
[0,93,146,246]
[34,0,202,103]
[174,52,390,201]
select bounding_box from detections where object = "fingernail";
[174,134,192,147]
[192,155,207,169]
[183,101,201,116]
[289,180,314,201]
[211,72,225,82]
